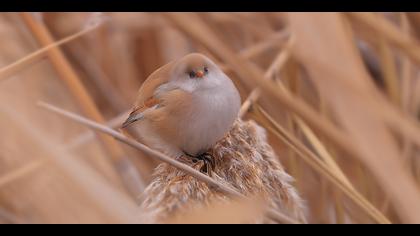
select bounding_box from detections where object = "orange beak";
[195,70,204,78]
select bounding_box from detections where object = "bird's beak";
[195,70,204,78]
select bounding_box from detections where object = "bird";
[122,53,241,172]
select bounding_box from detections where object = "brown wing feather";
[122,62,174,128]
[122,97,162,128]
[131,97,161,116]
[134,61,173,108]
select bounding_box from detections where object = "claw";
[184,151,215,177]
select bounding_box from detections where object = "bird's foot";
[186,152,215,177]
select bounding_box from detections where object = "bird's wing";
[122,62,174,128]
[122,97,161,128]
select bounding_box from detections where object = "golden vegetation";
[0,12,419,224]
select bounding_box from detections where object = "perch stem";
[38,101,300,224]
[0,111,131,189]
[66,110,131,150]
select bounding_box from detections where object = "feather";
[122,97,161,128]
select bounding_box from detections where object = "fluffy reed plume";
[1,12,420,224]
[140,119,305,223]
[38,102,301,224]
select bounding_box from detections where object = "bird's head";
[170,53,225,92]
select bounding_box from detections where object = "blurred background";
[0,12,420,224]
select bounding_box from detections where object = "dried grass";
[0,12,419,224]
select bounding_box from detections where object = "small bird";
[122,53,241,169]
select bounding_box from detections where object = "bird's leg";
[184,151,215,177]
[199,152,215,171]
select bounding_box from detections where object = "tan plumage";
[131,62,174,116]
[140,119,306,223]
[123,53,241,158]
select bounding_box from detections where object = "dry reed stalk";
[0,111,131,190]
[414,78,420,114]
[65,42,128,112]
[298,13,386,212]
[163,13,369,173]
[381,18,413,212]
[240,30,289,59]
[347,13,420,65]
[4,12,417,224]
[265,38,294,78]
[0,17,103,82]
[289,12,420,223]
[294,118,353,189]
[318,178,330,223]
[238,37,294,118]
[239,32,354,194]
[238,41,303,206]
[249,104,391,224]
[0,103,140,224]
[280,63,302,188]
[66,110,131,150]
[232,14,275,41]
[397,15,418,196]
[275,79,354,191]
[238,58,298,193]
[399,12,415,186]
[377,38,400,104]
[247,37,353,192]
[212,29,290,74]
[400,13,413,112]
[284,112,301,194]
[163,13,397,223]
[38,101,300,224]
[300,34,420,153]
[230,15,420,157]
[407,13,420,40]
[282,64,347,223]
[85,17,141,104]
[342,15,420,150]
[0,159,47,188]
[333,190,345,224]
[295,38,420,153]
[19,13,145,197]
[239,89,261,118]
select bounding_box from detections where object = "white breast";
[140,70,241,157]
[178,79,241,156]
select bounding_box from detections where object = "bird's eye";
[188,71,195,79]
[203,67,209,74]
